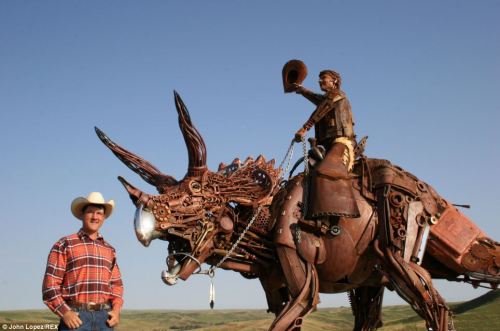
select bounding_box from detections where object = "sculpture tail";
[424,205,500,288]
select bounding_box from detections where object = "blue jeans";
[59,310,113,331]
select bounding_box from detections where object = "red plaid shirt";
[42,229,124,317]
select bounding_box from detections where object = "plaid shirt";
[42,229,124,317]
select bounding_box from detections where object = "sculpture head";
[319,70,341,92]
[96,91,279,285]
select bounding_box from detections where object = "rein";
[180,138,309,308]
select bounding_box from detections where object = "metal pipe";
[416,224,431,265]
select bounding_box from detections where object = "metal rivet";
[329,225,341,236]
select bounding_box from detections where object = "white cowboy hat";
[71,192,115,220]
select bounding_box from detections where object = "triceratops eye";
[189,180,202,193]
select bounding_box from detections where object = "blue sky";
[1,1,499,311]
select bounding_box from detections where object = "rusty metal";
[282,59,308,93]
[291,63,359,219]
[98,72,500,331]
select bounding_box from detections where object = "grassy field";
[1,290,498,331]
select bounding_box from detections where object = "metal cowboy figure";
[283,60,360,219]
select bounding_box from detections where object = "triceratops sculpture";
[96,91,499,331]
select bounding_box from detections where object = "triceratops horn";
[117,176,149,206]
[173,91,207,177]
[95,127,177,192]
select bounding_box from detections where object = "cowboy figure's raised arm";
[293,83,324,106]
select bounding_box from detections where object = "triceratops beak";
[134,203,162,247]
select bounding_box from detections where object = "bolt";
[329,225,341,236]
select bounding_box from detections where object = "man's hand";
[107,308,120,327]
[292,83,304,94]
[62,310,82,329]
[294,128,307,142]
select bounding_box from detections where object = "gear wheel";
[154,205,170,221]
[470,243,490,259]
[487,264,500,276]
[461,254,484,272]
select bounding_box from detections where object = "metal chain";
[301,136,309,175]
[207,138,305,275]
[202,139,302,307]
[209,205,263,273]
[278,140,295,179]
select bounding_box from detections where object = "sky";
[1,1,499,312]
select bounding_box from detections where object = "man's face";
[319,74,337,92]
[81,205,106,234]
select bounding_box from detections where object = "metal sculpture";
[96,84,499,331]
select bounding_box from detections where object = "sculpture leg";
[269,245,319,331]
[349,286,384,331]
[259,265,290,316]
[375,187,454,330]
[374,240,454,331]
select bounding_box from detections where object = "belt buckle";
[88,301,96,311]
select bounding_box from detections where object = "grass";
[1,290,498,331]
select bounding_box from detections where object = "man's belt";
[68,301,111,311]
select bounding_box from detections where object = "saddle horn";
[282,59,308,93]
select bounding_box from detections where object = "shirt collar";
[78,228,104,241]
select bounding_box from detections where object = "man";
[42,192,123,330]
[292,70,360,219]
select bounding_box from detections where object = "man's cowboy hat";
[71,192,115,220]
